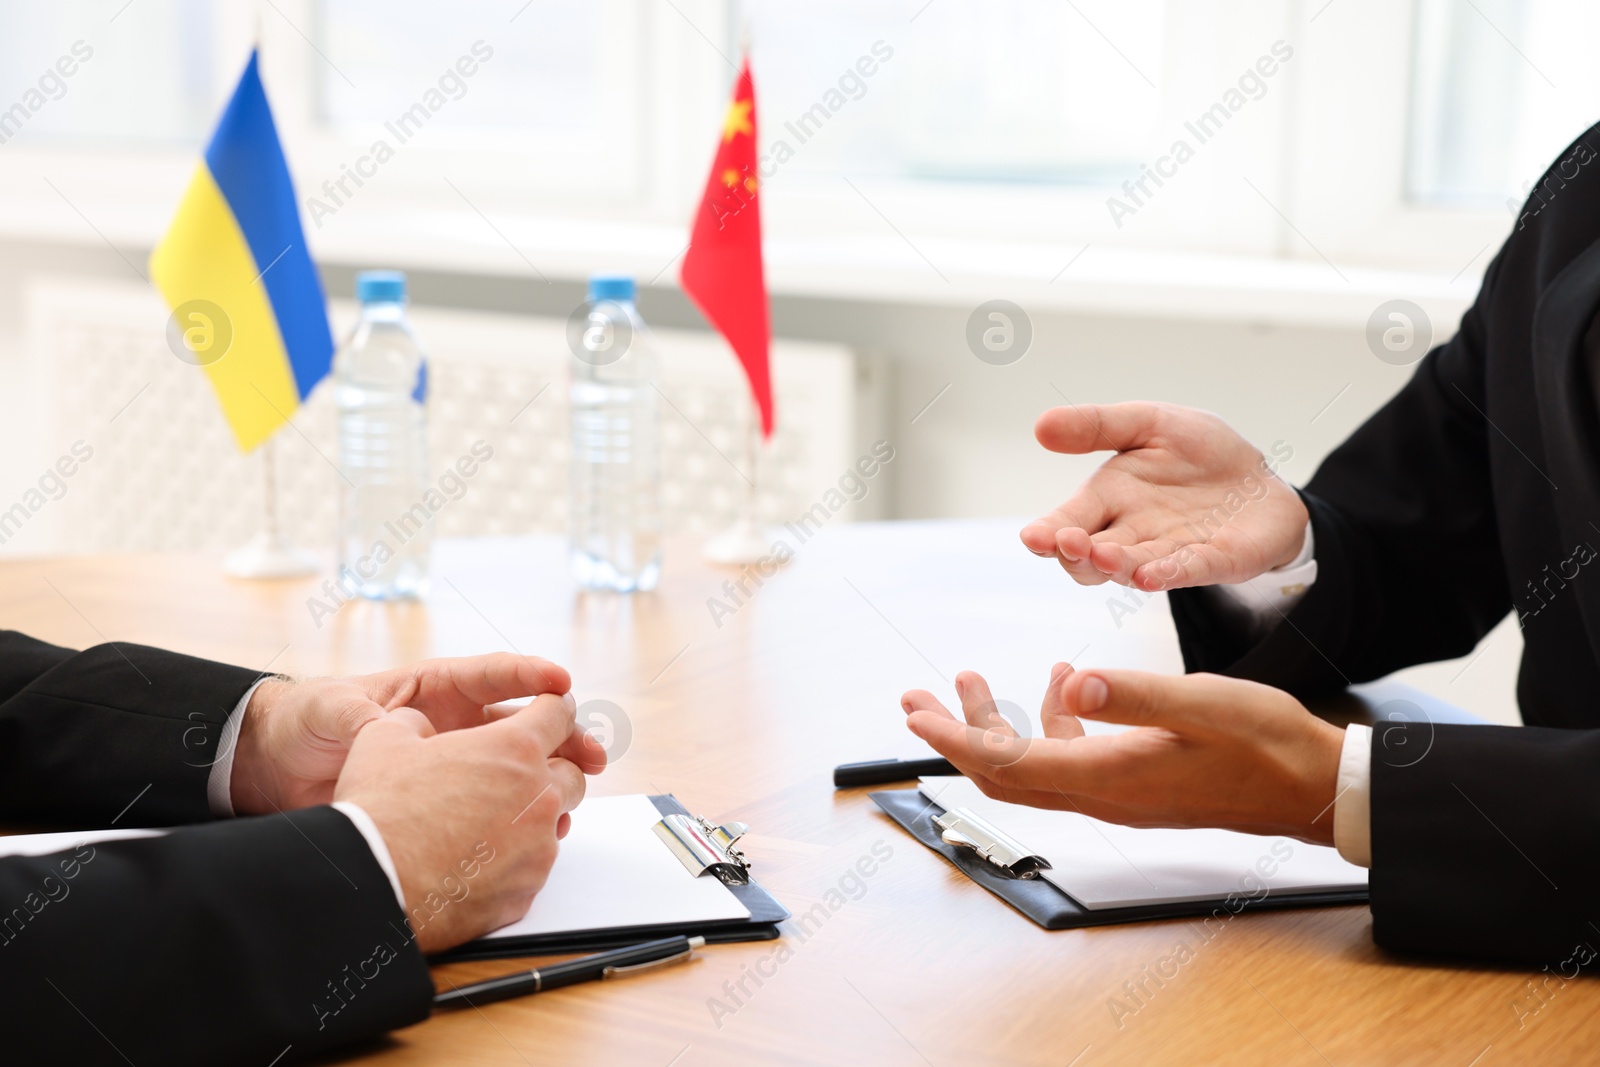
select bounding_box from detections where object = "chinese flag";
[681,60,774,437]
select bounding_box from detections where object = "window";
[0,0,228,148]
[747,0,1293,257]
[295,0,645,200]
[748,0,1165,186]
[316,0,603,139]
[1408,0,1600,209]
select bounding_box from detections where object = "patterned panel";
[25,279,857,557]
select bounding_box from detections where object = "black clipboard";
[434,795,788,961]
[871,788,1366,931]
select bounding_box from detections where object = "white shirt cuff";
[1333,723,1373,868]
[208,682,407,911]
[206,679,269,818]
[331,801,408,911]
[1212,522,1318,619]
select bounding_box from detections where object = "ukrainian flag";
[150,50,332,452]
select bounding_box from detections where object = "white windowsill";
[0,200,1483,330]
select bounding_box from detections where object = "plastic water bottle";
[568,274,662,591]
[334,270,430,599]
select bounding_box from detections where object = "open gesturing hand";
[902,664,1343,843]
[1019,402,1308,591]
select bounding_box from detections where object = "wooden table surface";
[0,518,1587,1066]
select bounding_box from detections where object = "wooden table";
[1,519,1587,1065]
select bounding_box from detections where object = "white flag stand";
[702,405,777,565]
[223,435,319,579]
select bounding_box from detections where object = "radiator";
[18,276,872,557]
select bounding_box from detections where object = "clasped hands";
[229,654,606,953]
[903,402,1345,845]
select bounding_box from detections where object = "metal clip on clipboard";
[653,813,753,886]
[934,807,1053,880]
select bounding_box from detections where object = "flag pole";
[703,394,773,565]
[222,432,319,578]
[701,4,773,564]
[689,8,776,565]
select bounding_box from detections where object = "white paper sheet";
[482,793,750,939]
[0,796,750,939]
[919,776,1366,911]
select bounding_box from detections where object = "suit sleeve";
[1167,250,1510,697]
[1370,724,1600,963]
[0,631,260,827]
[0,807,435,1065]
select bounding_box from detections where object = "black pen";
[433,935,706,1008]
[833,757,959,788]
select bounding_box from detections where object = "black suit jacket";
[0,631,433,1064]
[1170,125,1600,965]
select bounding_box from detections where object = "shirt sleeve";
[205,678,265,818]
[210,683,408,910]
[1207,522,1319,619]
[1333,723,1373,867]
[332,800,408,911]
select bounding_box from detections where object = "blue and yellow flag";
[150,50,332,452]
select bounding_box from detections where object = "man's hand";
[334,692,606,954]
[229,653,574,816]
[902,665,1344,844]
[1019,402,1309,591]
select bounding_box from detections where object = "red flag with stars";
[681,60,773,438]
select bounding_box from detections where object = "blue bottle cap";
[588,274,635,303]
[356,270,407,304]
